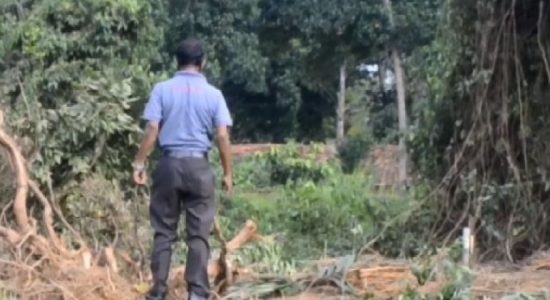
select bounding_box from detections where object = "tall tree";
[162,0,440,145]
[384,0,408,187]
[166,0,319,142]
[384,0,409,188]
[336,61,347,145]
[263,0,388,142]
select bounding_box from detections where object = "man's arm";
[133,83,162,185]
[216,126,233,181]
[134,121,160,167]
[212,90,233,192]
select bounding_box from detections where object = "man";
[132,38,233,300]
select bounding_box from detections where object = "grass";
[0,290,17,300]
[233,188,280,210]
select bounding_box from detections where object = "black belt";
[163,150,208,159]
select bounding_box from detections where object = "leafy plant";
[216,152,422,260]
[257,142,337,185]
[337,136,372,173]
[234,242,297,276]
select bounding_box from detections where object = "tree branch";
[538,0,550,85]
[0,110,31,233]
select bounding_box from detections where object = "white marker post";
[462,227,471,265]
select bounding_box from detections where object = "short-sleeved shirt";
[142,71,233,153]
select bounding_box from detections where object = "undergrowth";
[211,143,427,262]
[1,140,545,299]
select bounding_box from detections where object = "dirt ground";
[2,244,550,300]
[471,252,550,298]
[266,252,550,300]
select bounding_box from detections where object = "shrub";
[63,175,151,255]
[218,168,420,260]
[211,142,337,188]
[213,144,433,261]
[257,142,337,186]
[337,136,372,173]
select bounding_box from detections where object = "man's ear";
[200,56,207,71]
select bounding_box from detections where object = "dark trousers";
[149,156,216,298]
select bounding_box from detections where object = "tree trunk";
[392,50,408,188]
[384,0,409,189]
[336,61,347,145]
[378,62,386,98]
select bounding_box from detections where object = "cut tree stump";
[168,220,262,296]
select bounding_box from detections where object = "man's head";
[175,38,206,70]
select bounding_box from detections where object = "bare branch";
[0,226,21,245]
[0,109,30,233]
[538,0,550,85]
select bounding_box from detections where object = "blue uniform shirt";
[142,71,233,153]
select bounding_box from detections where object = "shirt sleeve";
[142,84,163,122]
[213,91,233,127]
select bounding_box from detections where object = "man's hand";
[133,169,147,185]
[222,175,233,194]
[216,126,233,194]
[132,121,159,186]
[133,162,147,185]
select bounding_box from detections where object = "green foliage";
[346,77,397,143]
[406,0,550,260]
[0,0,443,189]
[165,0,305,142]
[438,261,474,299]
[63,175,147,246]
[403,257,474,300]
[165,0,267,92]
[0,0,163,188]
[337,136,372,174]
[212,143,337,188]
[258,143,337,185]
[234,242,297,276]
[0,0,446,280]
[218,153,423,260]
[159,0,438,142]
[232,156,272,189]
[0,289,17,300]
[276,176,379,257]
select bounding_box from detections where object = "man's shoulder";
[148,80,168,96]
[153,77,178,89]
[151,77,224,100]
[203,82,223,97]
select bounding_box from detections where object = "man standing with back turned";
[132,38,233,300]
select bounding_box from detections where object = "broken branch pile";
[0,109,262,299]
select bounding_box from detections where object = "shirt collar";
[175,70,206,79]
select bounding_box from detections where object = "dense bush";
[217,152,424,260]
[259,143,337,185]
[337,136,372,173]
[212,143,338,188]
[0,0,163,189]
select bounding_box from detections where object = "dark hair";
[175,38,205,67]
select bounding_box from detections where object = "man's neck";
[179,65,201,74]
